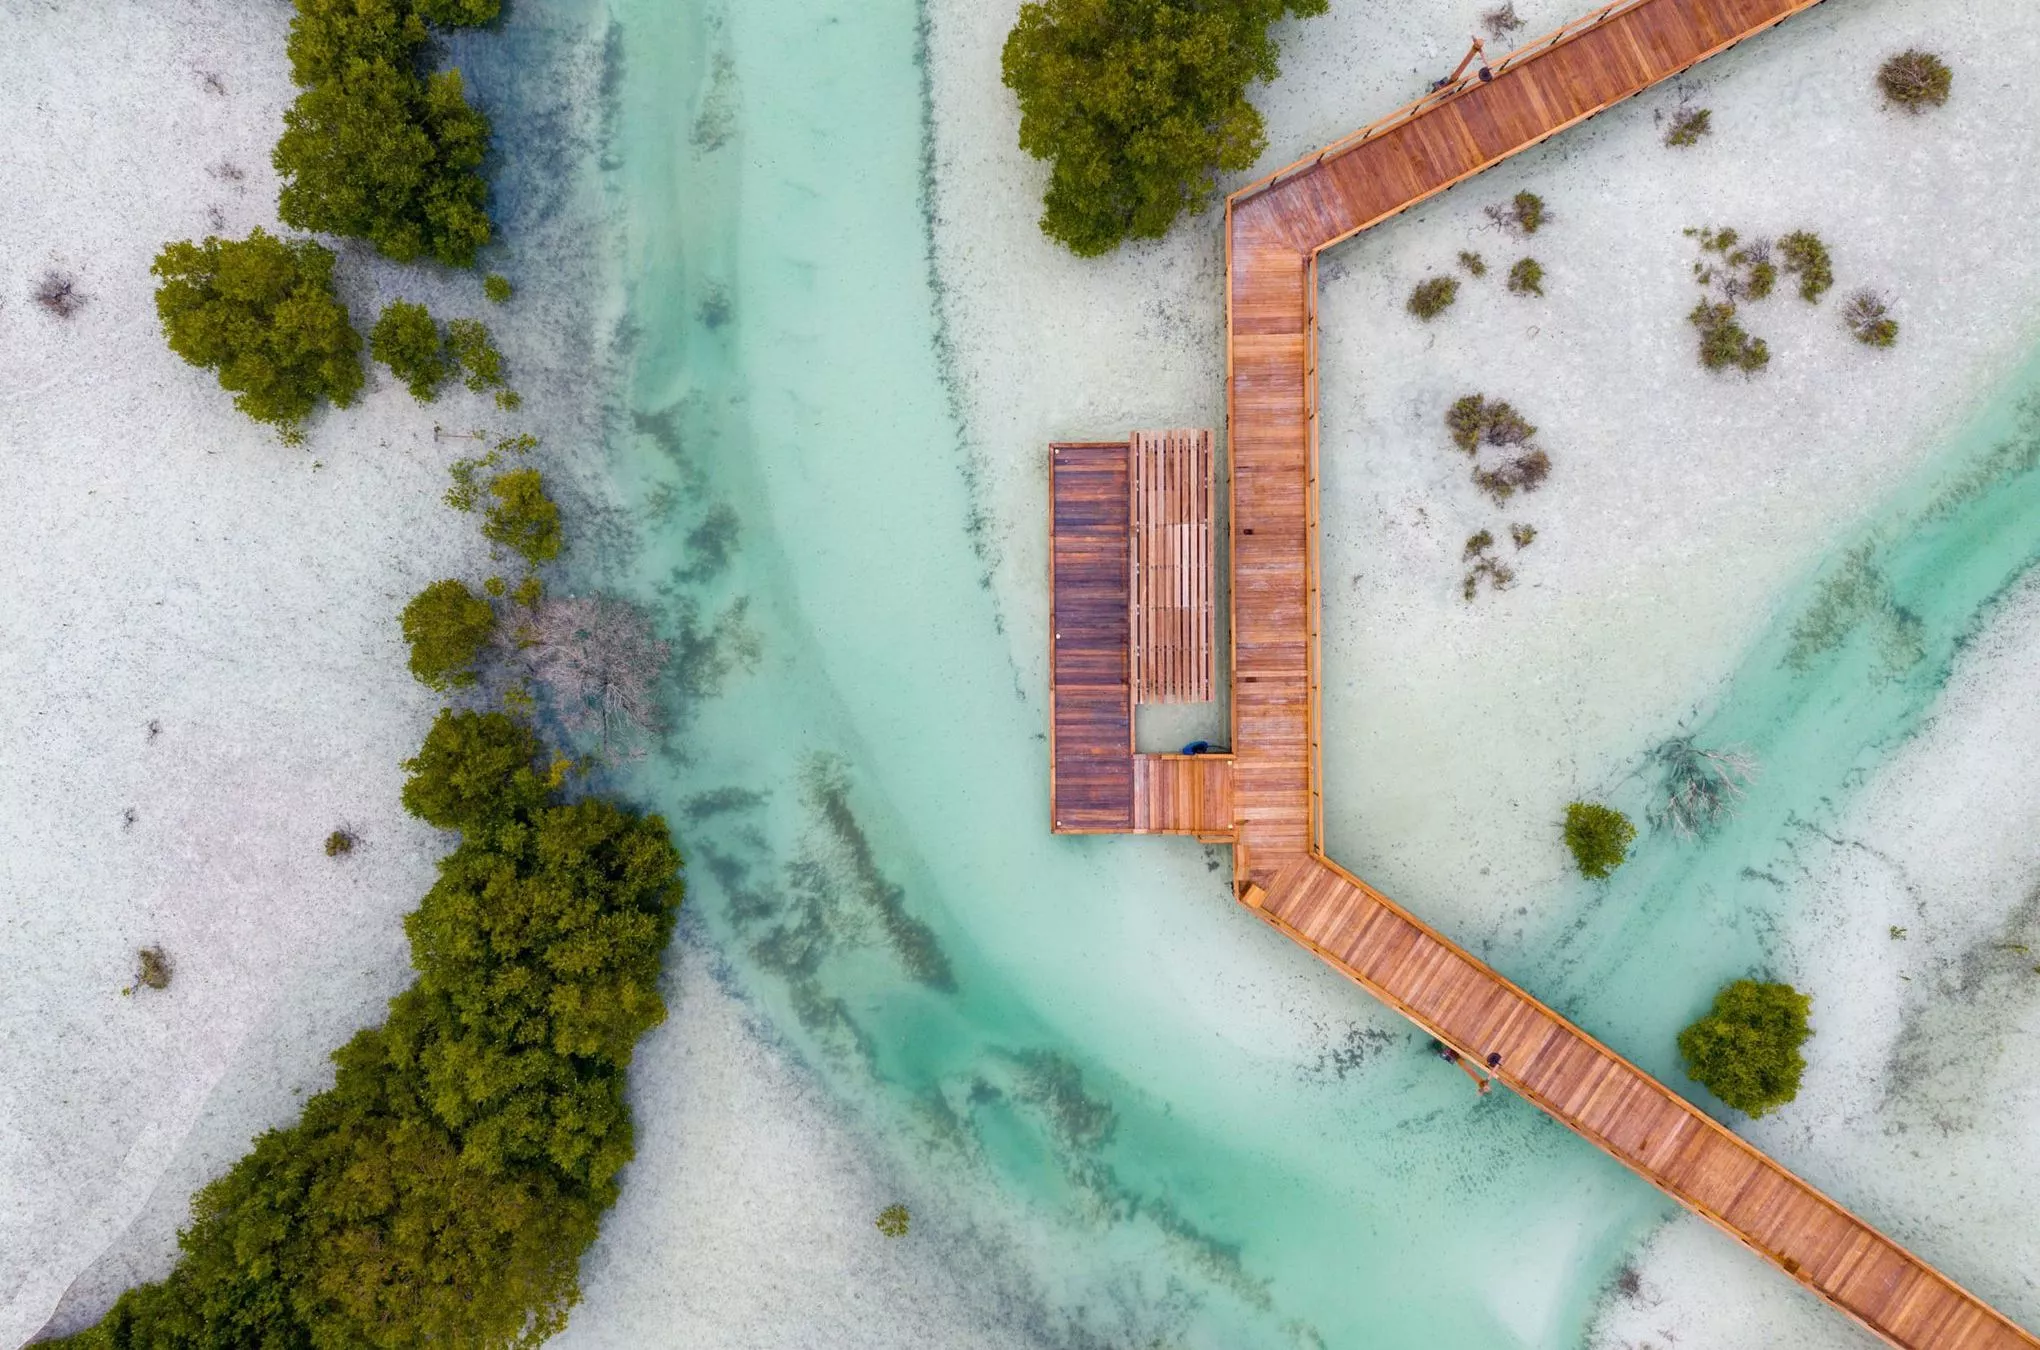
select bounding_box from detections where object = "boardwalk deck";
[1208,0,2040,1343]
[1043,0,2040,1343]
[1050,440,1234,838]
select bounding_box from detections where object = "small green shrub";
[400,579,497,690]
[1844,290,1899,348]
[1665,106,1712,147]
[1563,801,1635,879]
[512,573,545,607]
[1464,529,1495,559]
[1510,522,1536,548]
[1878,50,1951,114]
[1447,395,1489,452]
[1507,257,1544,296]
[484,468,563,565]
[483,273,513,303]
[1457,250,1487,277]
[136,946,173,991]
[152,229,362,433]
[875,1204,910,1238]
[1677,979,1812,1117]
[370,300,448,401]
[1444,394,1535,453]
[1407,276,1459,320]
[1778,231,1833,303]
[1689,301,1770,374]
[1511,191,1545,234]
[1462,556,1516,601]
[324,829,356,857]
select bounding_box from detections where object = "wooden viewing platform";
[1046,0,2040,1345]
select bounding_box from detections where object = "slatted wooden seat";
[1130,429,1215,705]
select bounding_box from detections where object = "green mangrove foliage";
[1778,230,1834,303]
[152,229,363,435]
[448,317,520,408]
[1001,0,1327,257]
[400,578,498,689]
[51,709,681,1350]
[1678,979,1812,1117]
[371,299,450,400]
[1563,801,1636,879]
[1507,257,1545,297]
[277,0,499,267]
[483,468,564,566]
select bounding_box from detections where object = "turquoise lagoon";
[589,0,2040,1344]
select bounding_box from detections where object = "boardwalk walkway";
[1211,1,2040,1345]
[1046,0,2040,1345]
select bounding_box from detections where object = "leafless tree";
[1650,736,1758,837]
[34,270,84,319]
[514,595,671,757]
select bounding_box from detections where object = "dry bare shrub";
[34,270,84,319]
[1649,736,1758,837]
[1480,4,1524,40]
[516,595,672,756]
[1473,448,1550,503]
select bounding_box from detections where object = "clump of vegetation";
[1480,3,1524,39]
[133,946,173,992]
[60,709,682,1350]
[1487,190,1546,236]
[446,316,520,409]
[1000,0,1327,256]
[1778,230,1834,303]
[1507,257,1545,296]
[1510,522,1536,548]
[1665,105,1712,147]
[1878,50,1952,114]
[400,578,497,689]
[1444,394,1534,453]
[34,269,86,318]
[1473,449,1550,503]
[1457,250,1487,277]
[1461,529,1516,601]
[484,468,564,565]
[1689,300,1770,374]
[1844,289,1899,348]
[1563,801,1636,879]
[875,1204,911,1239]
[1648,737,1757,838]
[1678,979,1812,1117]
[275,0,499,267]
[1407,275,1459,320]
[370,299,449,401]
[152,229,363,436]
[1686,226,1775,301]
[483,273,514,303]
[324,828,356,857]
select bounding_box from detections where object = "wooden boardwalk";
[1212,0,2040,1344]
[1046,0,2040,1345]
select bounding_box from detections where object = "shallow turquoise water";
[592,0,2040,1344]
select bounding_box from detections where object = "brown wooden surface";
[1132,753,1234,837]
[1214,0,2037,1344]
[1256,859,2036,1350]
[1130,429,1216,703]
[1049,441,1135,833]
